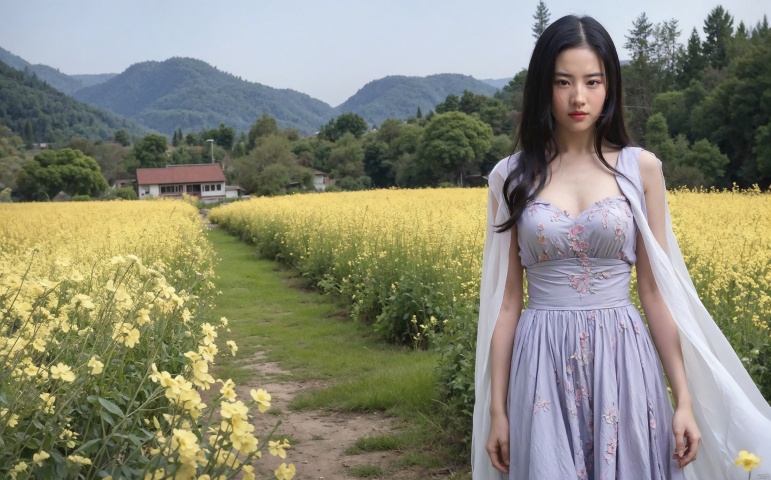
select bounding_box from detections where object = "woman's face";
[550,47,607,136]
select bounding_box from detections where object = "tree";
[644,113,677,162]
[318,113,368,142]
[114,129,131,147]
[677,28,707,88]
[651,19,681,91]
[418,112,493,184]
[754,123,771,178]
[703,6,734,69]
[15,148,108,200]
[435,94,459,114]
[232,135,311,195]
[623,13,661,139]
[326,133,368,188]
[624,13,654,65]
[532,0,551,39]
[132,134,168,169]
[23,120,33,149]
[683,139,729,185]
[363,139,394,188]
[248,114,279,150]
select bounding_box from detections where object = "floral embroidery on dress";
[533,392,551,413]
[602,404,620,466]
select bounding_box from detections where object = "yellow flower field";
[0,200,293,479]
[210,186,771,435]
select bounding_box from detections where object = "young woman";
[472,15,771,480]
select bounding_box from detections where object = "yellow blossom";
[70,293,95,309]
[39,393,56,414]
[219,379,237,402]
[220,400,248,420]
[31,338,46,352]
[269,439,291,458]
[735,450,762,472]
[242,465,255,480]
[33,451,50,466]
[9,461,27,480]
[274,463,296,480]
[50,362,75,382]
[250,388,272,413]
[1,408,19,427]
[200,322,217,345]
[88,356,104,375]
[226,340,238,356]
[135,308,151,326]
[67,454,92,466]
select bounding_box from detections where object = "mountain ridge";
[0,59,152,143]
[1,46,509,136]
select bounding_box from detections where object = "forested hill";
[336,74,498,126]
[0,47,115,94]
[0,60,151,143]
[72,57,337,136]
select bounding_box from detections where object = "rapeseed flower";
[88,356,104,375]
[250,388,271,413]
[274,462,296,480]
[50,362,75,382]
[32,451,50,466]
[734,450,762,472]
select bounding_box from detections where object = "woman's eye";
[555,79,570,86]
[587,80,602,86]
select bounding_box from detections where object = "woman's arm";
[635,150,701,468]
[486,223,524,474]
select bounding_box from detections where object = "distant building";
[313,169,330,191]
[111,179,134,189]
[136,164,240,202]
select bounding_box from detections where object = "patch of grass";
[348,465,384,478]
[208,228,439,414]
[346,434,402,455]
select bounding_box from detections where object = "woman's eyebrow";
[554,72,605,78]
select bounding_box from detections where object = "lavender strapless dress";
[508,195,686,479]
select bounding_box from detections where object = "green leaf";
[97,397,124,417]
[99,411,115,426]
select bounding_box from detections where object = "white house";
[313,169,331,191]
[136,164,239,202]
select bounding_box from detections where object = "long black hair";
[496,15,631,233]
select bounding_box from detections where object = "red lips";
[568,111,588,120]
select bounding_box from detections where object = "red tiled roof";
[136,164,226,185]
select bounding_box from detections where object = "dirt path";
[236,354,404,480]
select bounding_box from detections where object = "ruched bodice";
[517,195,636,268]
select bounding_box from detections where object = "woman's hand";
[672,405,701,468]
[486,412,510,474]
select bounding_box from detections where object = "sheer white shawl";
[472,148,771,480]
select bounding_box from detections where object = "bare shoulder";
[637,149,664,193]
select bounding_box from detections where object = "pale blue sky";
[0,1,767,106]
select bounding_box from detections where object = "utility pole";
[206,139,214,163]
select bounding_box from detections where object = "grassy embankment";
[207,228,470,479]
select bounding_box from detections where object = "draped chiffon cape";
[471,147,771,480]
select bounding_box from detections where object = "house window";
[204,185,211,192]
[216,184,222,191]
[160,185,184,194]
